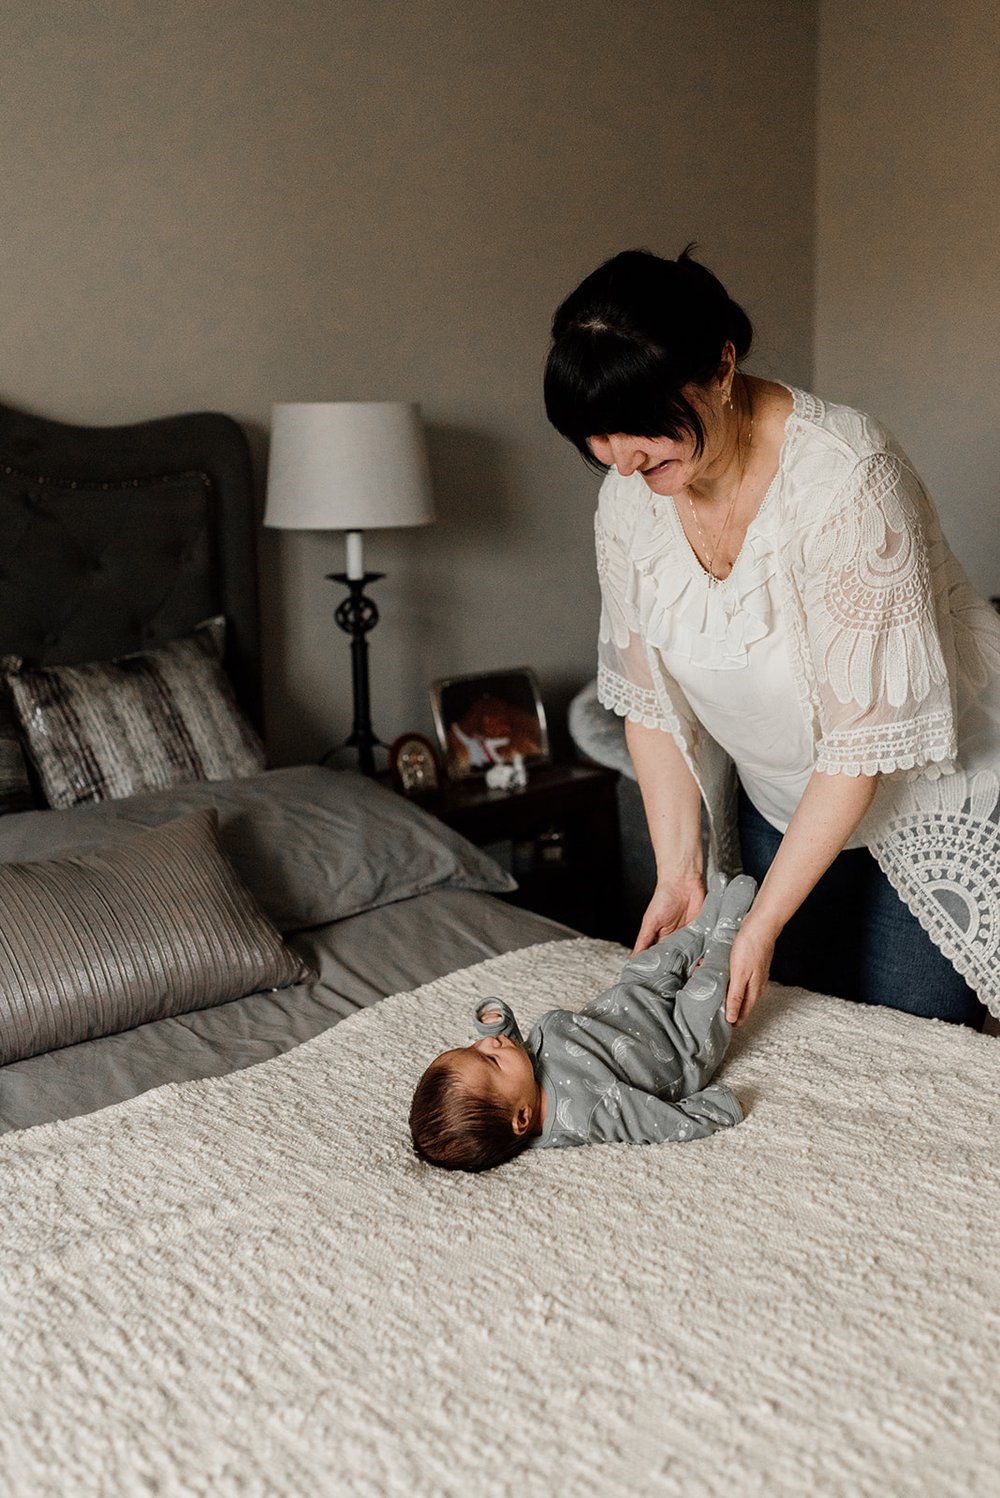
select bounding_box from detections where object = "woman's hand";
[724,911,778,1026]
[632,874,707,954]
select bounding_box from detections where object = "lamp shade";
[264,401,435,531]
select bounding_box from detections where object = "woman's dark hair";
[543,244,753,472]
[409,1059,531,1173]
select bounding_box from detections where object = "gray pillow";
[4,617,265,809]
[0,808,312,1067]
[0,765,516,933]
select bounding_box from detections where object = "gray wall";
[815,1,1000,596]
[0,1,816,764]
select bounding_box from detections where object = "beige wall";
[816,1,1000,596]
[0,2,816,764]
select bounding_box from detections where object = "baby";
[410,871,757,1171]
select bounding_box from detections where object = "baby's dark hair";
[409,1058,531,1173]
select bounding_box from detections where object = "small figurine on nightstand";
[485,752,528,792]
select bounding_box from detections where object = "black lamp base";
[327,570,384,776]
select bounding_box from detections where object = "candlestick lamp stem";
[327,569,384,775]
[345,529,364,581]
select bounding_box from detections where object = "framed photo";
[430,667,550,781]
[388,732,442,797]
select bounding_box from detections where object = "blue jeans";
[737,785,987,1029]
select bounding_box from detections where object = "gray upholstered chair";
[568,679,654,939]
[568,679,711,940]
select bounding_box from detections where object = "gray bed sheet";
[0,888,573,1135]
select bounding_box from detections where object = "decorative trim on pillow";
[5,617,266,809]
[0,654,35,816]
[0,808,312,1066]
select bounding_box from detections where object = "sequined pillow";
[0,654,36,816]
[5,618,266,809]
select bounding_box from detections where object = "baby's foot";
[710,874,758,945]
[689,871,729,939]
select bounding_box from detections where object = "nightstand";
[399,762,622,940]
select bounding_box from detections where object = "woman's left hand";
[724,913,778,1026]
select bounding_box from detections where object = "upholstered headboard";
[0,402,262,728]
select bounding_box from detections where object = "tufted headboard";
[0,401,262,728]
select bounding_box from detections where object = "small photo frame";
[388,732,442,797]
[430,667,550,781]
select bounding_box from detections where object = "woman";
[544,246,1000,1030]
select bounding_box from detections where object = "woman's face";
[587,378,729,494]
[588,429,698,493]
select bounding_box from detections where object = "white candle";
[345,529,364,581]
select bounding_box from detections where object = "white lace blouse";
[595,385,1000,1016]
[649,485,864,846]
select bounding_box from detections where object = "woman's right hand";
[632,874,707,954]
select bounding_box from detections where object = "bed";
[1,401,998,1498]
[0,399,573,1135]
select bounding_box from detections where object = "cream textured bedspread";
[3,938,998,1497]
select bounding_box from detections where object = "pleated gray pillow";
[0,808,312,1066]
[4,617,265,810]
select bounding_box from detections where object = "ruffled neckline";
[625,384,804,670]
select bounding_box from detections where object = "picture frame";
[388,732,442,798]
[430,667,550,782]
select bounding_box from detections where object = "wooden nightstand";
[393,762,622,940]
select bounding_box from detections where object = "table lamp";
[265,401,435,774]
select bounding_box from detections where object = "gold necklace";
[686,388,754,587]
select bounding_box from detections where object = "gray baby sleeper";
[474,873,756,1148]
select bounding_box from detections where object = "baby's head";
[409,1030,541,1172]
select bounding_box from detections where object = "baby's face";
[438,1031,537,1111]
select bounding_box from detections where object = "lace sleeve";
[802,452,957,777]
[594,508,674,731]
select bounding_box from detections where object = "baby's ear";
[512,1103,533,1137]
